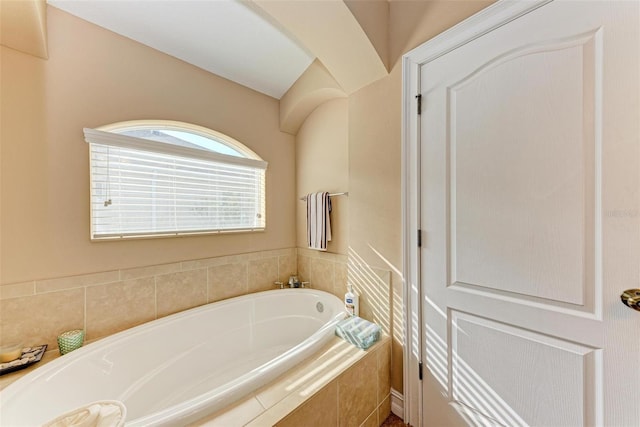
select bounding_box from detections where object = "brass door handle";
[620,289,640,311]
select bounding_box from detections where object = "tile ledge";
[243,334,391,427]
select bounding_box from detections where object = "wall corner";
[0,0,48,59]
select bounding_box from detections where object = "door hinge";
[419,361,423,380]
[417,229,422,247]
[416,94,422,115]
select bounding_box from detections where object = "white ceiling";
[47,0,315,99]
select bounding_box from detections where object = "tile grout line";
[83,286,87,337]
[244,262,249,295]
[154,276,158,319]
[32,279,122,296]
[245,395,268,427]
[2,249,300,289]
[336,373,340,425]
[206,267,209,303]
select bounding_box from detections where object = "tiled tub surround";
[0,335,390,427]
[297,248,392,334]
[297,248,349,298]
[190,335,391,426]
[0,248,298,351]
[0,247,393,426]
[0,247,391,355]
[1,289,347,425]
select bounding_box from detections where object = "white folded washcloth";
[306,192,332,251]
[43,400,126,427]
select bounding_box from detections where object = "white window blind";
[84,127,267,239]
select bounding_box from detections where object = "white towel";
[43,401,126,427]
[306,192,332,251]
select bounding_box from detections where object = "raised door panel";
[451,311,600,427]
[449,32,600,310]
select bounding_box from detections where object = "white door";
[418,0,639,425]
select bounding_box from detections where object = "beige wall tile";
[297,255,311,282]
[208,262,248,302]
[276,381,338,427]
[296,247,315,258]
[192,395,265,426]
[182,258,217,271]
[269,248,297,258]
[156,269,207,317]
[278,253,297,283]
[325,253,349,264]
[121,262,182,281]
[334,262,348,297]
[338,351,378,427]
[182,254,240,271]
[183,250,296,272]
[377,340,391,404]
[348,262,391,334]
[311,257,335,294]
[297,247,347,263]
[0,281,35,300]
[360,410,378,427]
[372,267,391,287]
[280,247,297,257]
[330,252,348,263]
[246,248,295,260]
[377,395,391,425]
[248,257,278,293]
[0,289,84,349]
[391,340,404,397]
[86,278,156,341]
[243,252,267,261]
[255,337,353,410]
[359,294,375,324]
[35,270,119,294]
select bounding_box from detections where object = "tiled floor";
[381,413,407,426]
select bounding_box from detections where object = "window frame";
[84,120,268,240]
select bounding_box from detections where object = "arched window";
[83,120,267,239]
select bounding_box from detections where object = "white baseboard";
[390,388,404,419]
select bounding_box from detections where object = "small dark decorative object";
[0,345,47,376]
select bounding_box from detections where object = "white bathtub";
[0,289,345,426]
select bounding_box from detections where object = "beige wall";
[348,68,404,391]
[344,0,389,71]
[253,0,387,95]
[0,6,296,285]
[295,98,349,255]
[294,0,494,394]
[279,59,346,135]
[0,0,48,59]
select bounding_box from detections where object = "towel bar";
[299,192,349,201]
